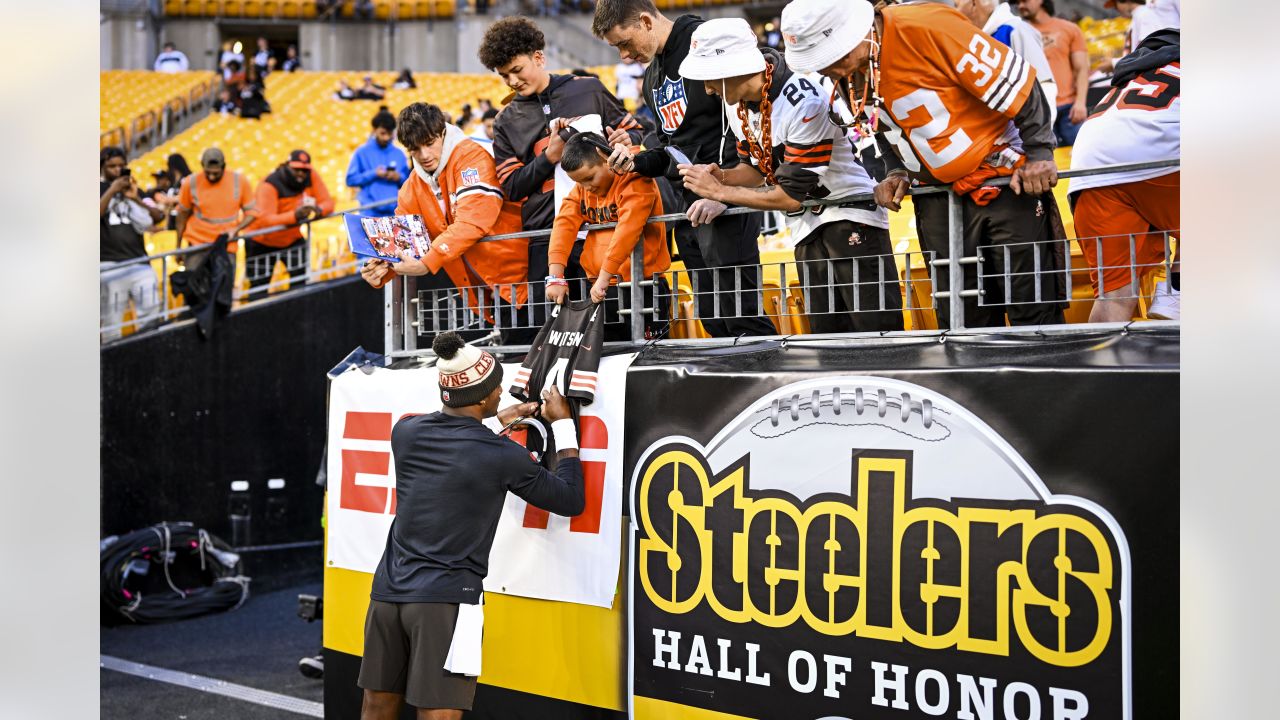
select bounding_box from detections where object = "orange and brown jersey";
[877,2,1040,185]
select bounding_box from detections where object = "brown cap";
[287,149,312,170]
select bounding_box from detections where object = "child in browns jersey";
[546,133,671,340]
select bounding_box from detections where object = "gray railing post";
[946,191,966,330]
[629,240,645,343]
[386,274,404,355]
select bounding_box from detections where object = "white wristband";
[550,419,578,452]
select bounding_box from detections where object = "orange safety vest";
[179,171,257,248]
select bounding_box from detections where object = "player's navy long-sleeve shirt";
[369,411,584,604]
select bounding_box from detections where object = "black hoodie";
[633,15,743,180]
[492,73,648,237]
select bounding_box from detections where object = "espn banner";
[325,353,632,609]
[625,337,1178,720]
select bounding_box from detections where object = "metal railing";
[386,159,1180,357]
[99,199,397,342]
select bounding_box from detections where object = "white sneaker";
[1147,280,1180,320]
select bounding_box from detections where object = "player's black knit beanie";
[433,332,504,408]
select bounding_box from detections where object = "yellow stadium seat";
[202,0,221,15]
[224,0,242,15]
[341,0,355,17]
[375,0,392,19]
[182,0,201,15]
[395,0,415,19]
[165,0,183,15]
[243,0,262,17]
[282,0,300,16]
[264,0,281,16]
[435,0,453,17]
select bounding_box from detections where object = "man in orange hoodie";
[247,149,335,299]
[546,133,671,341]
[360,103,530,340]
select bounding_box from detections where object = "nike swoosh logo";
[801,112,820,123]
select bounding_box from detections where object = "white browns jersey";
[725,63,887,240]
[1069,61,1180,194]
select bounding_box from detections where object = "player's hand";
[605,125,633,148]
[590,274,613,303]
[496,401,540,427]
[546,282,569,305]
[1069,101,1088,125]
[541,386,572,423]
[875,172,911,211]
[678,163,722,201]
[391,249,429,276]
[361,258,393,287]
[686,198,727,227]
[607,144,636,174]
[1010,160,1058,196]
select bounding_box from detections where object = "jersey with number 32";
[878,3,1038,185]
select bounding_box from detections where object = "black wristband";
[631,149,670,178]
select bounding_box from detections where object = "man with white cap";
[781,0,1065,329]
[677,17,903,334]
[358,331,584,720]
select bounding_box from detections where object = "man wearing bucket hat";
[359,331,585,719]
[781,0,1065,329]
[677,18,902,335]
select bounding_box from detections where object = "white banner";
[325,353,631,608]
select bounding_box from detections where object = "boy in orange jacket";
[360,103,530,340]
[546,133,671,340]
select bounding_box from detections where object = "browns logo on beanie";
[433,331,504,408]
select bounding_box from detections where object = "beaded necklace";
[736,62,777,184]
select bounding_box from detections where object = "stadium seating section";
[101,71,218,146]
[159,0,761,18]
[162,0,457,19]
[107,13,1166,337]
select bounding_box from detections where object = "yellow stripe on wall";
[323,532,627,711]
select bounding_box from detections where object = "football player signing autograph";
[357,332,584,720]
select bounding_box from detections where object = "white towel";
[443,596,484,677]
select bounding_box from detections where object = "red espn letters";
[338,411,607,533]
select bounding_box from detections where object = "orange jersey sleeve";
[549,185,585,270]
[423,142,506,273]
[600,174,659,279]
[311,172,335,216]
